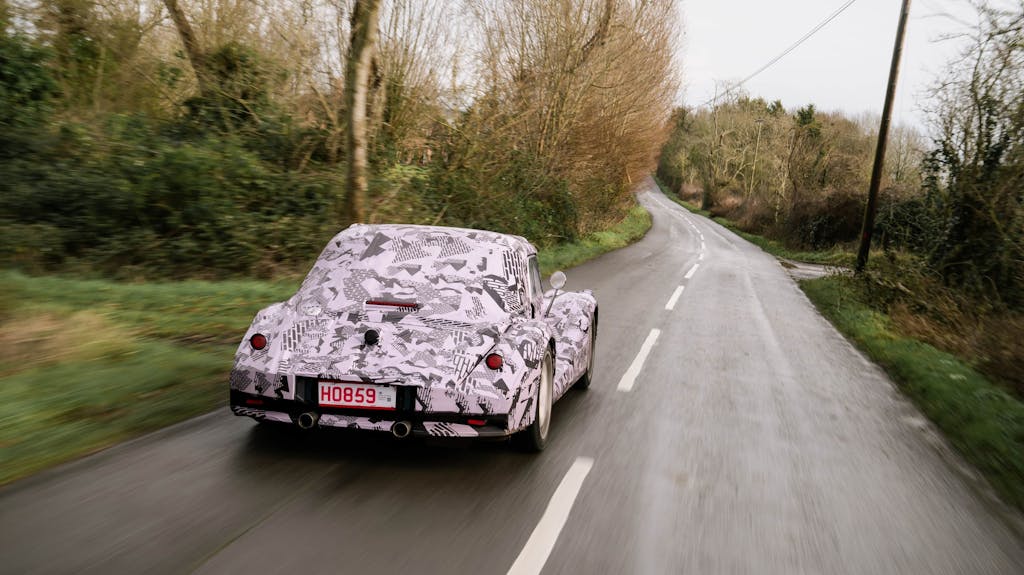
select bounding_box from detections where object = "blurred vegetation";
[0,0,678,279]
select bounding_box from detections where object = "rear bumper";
[230,391,511,438]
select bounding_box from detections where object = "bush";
[0,115,339,279]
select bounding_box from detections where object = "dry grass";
[865,264,1024,398]
[0,311,137,377]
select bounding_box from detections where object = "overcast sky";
[679,0,980,130]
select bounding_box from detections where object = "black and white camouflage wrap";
[230,224,597,438]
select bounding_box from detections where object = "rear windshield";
[295,228,528,322]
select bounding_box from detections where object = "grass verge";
[803,275,1024,510]
[538,203,652,275]
[0,274,294,485]
[0,201,651,485]
[651,177,854,267]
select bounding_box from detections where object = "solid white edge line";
[506,457,595,575]
[664,285,685,311]
[684,263,700,279]
[617,329,661,392]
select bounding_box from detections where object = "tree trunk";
[162,0,213,100]
[340,0,382,224]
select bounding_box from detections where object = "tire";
[574,319,598,390]
[513,346,554,452]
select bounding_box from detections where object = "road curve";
[1,177,1022,574]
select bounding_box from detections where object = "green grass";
[0,273,286,485]
[538,204,652,275]
[803,275,1024,509]
[0,340,229,484]
[651,177,855,267]
[0,203,651,484]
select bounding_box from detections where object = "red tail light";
[250,333,268,350]
[467,419,486,426]
[485,353,503,370]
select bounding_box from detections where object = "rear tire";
[513,347,554,452]
[574,317,597,390]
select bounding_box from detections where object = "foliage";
[921,2,1024,305]
[537,204,652,275]
[0,115,339,278]
[657,95,887,250]
[654,176,855,267]
[0,0,677,279]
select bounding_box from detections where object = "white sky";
[679,0,980,130]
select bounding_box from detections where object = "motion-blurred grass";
[0,203,650,485]
[0,273,296,485]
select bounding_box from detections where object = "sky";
[678,0,981,131]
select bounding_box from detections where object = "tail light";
[485,353,503,370]
[250,333,268,350]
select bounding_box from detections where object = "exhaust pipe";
[391,421,412,439]
[297,412,319,430]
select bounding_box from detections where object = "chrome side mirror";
[549,271,566,290]
[544,271,567,317]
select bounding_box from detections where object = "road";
[2,177,1022,574]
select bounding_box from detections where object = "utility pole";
[856,0,912,273]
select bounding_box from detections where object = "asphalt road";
[2,177,1023,574]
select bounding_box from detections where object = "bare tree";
[340,0,380,223]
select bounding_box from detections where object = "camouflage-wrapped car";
[229,223,598,450]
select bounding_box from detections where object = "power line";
[699,0,860,108]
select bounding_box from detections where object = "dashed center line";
[684,263,700,279]
[664,286,685,311]
[506,457,595,575]
[617,329,661,392]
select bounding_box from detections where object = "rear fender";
[503,321,554,432]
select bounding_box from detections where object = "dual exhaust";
[295,411,413,439]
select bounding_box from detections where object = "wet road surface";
[2,178,1022,574]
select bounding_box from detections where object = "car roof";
[335,224,537,256]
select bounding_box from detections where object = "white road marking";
[699,253,705,261]
[700,241,706,251]
[506,457,595,575]
[617,329,661,392]
[664,286,685,311]
[684,263,700,279]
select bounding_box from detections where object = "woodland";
[0,0,677,277]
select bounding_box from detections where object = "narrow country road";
[2,177,1022,574]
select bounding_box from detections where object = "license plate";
[318,381,396,410]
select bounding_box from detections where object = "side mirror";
[544,271,567,317]
[549,271,566,290]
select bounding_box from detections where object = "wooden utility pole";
[341,0,382,224]
[856,0,912,273]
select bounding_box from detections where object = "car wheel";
[574,320,597,390]
[513,346,554,452]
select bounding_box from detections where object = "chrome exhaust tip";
[297,412,319,430]
[391,421,412,439]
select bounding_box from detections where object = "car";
[229,223,598,450]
